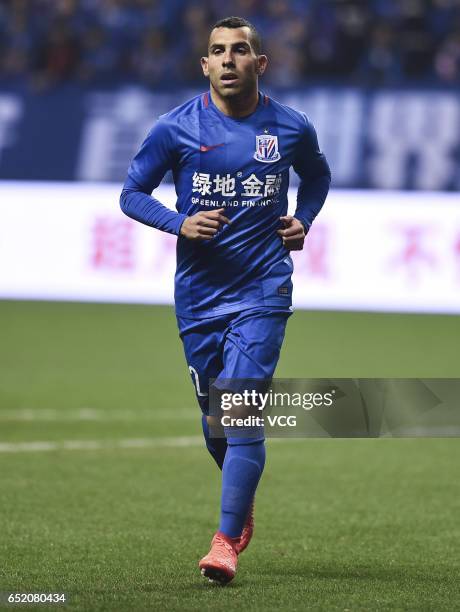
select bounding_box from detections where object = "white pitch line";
[0,436,204,453]
[0,437,302,454]
[0,408,197,421]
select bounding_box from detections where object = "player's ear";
[201,56,209,78]
[256,54,268,76]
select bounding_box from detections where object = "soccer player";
[120,16,330,584]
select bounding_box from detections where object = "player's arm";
[293,114,331,230]
[278,116,331,251]
[120,118,187,235]
[120,118,230,240]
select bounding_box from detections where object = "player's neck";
[209,86,259,119]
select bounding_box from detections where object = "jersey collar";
[203,91,269,121]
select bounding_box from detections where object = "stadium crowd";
[1,0,460,88]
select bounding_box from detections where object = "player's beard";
[212,74,257,100]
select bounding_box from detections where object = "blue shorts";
[177,307,292,415]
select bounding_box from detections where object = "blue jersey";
[120,91,330,318]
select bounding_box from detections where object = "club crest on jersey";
[254,134,281,163]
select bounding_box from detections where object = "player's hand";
[277,216,307,251]
[180,208,231,241]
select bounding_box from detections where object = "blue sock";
[201,414,227,470]
[219,438,265,538]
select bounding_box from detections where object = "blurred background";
[0,0,460,184]
[2,0,460,89]
[1,0,459,310]
[1,3,460,608]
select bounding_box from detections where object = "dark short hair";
[210,16,262,55]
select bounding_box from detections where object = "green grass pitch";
[1,301,459,611]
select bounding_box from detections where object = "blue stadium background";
[1,0,459,188]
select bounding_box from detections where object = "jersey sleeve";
[292,114,331,229]
[120,117,187,236]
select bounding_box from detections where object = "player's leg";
[199,430,265,583]
[177,313,241,584]
[219,435,265,535]
[217,309,291,543]
[201,413,226,469]
[177,315,228,469]
[200,308,291,582]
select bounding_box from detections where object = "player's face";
[201,27,267,99]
